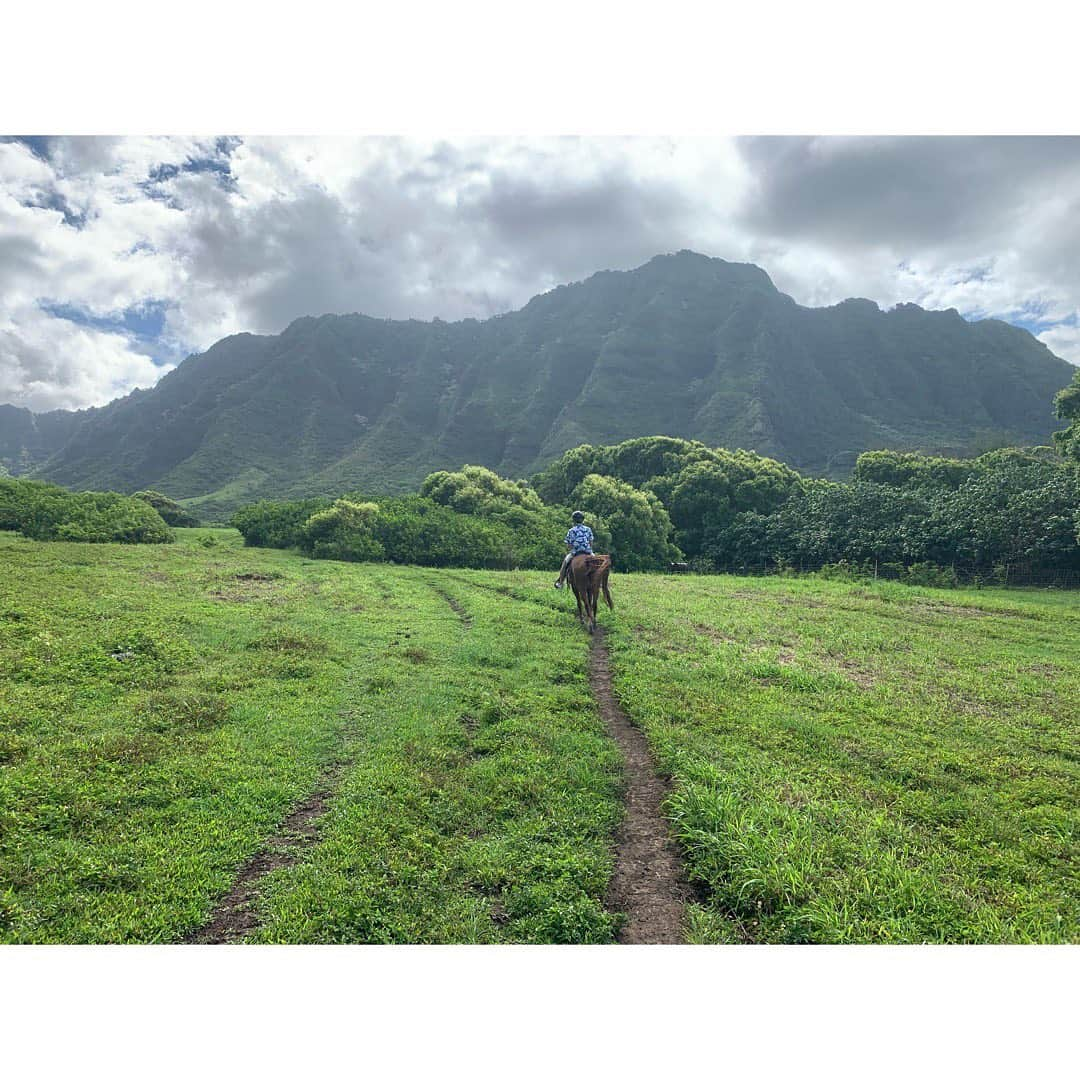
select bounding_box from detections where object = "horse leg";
[601,574,613,610]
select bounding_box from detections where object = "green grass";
[590,573,1079,943]
[3,531,1077,943]
[0,529,620,943]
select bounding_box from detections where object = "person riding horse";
[554,510,593,589]
[554,510,613,632]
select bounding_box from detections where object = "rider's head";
[571,510,585,524]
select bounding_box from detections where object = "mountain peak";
[4,255,1074,513]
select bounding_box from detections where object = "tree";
[531,445,612,505]
[659,451,802,558]
[927,454,1080,569]
[853,449,978,491]
[1053,368,1080,464]
[420,465,542,514]
[301,500,385,562]
[571,473,681,571]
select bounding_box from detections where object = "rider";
[554,510,594,589]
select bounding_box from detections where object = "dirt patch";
[1023,662,1063,677]
[184,764,347,944]
[590,631,694,944]
[941,688,995,718]
[209,575,282,604]
[429,584,472,629]
[694,623,738,645]
[838,659,878,690]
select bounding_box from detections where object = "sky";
[1,134,1079,413]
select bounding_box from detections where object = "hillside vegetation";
[0,478,172,544]
[1,530,1076,943]
[4,252,1072,514]
[226,441,1080,581]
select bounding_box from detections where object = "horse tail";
[602,577,613,610]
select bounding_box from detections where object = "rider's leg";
[554,551,573,588]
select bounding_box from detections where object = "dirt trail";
[184,764,346,944]
[590,630,693,943]
[428,583,472,628]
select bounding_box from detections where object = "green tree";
[301,500,385,562]
[571,473,681,571]
[659,451,802,557]
[420,465,543,514]
[1053,368,1080,464]
[927,454,1080,569]
[531,445,612,505]
[854,449,978,490]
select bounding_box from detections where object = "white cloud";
[0,306,171,412]
[1038,324,1080,367]
[0,134,1077,413]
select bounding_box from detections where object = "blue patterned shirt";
[565,524,594,554]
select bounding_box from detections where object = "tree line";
[230,368,1080,582]
[4,366,1079,587]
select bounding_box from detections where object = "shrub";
[367,496,517,568]
[301,499,385,562]
[1,480,173,543]
[230,497,332,548]
[133,490,200,527]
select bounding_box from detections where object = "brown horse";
[567,553,613,633]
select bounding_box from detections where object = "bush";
[1,480,173,543]
[301,500,385,562]
[420,465,543,513]
[366,496,518,568]
[230,498,332,548]
[899,562,959,588]
[133,490,200,527]
[1,478,66,531]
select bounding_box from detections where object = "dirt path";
[590,630,694,944]
[428,582,472,628]
[183,764,346,944]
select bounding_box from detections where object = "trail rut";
[183,764,346,944]
[590,630,693,944]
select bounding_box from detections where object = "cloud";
[0,309,169,412]
[1038,322,1080,367]
[0,134,1078,412]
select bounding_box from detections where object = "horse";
[567,553,613,633]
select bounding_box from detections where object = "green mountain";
[5,251,1074,515]
[0,404,82,477]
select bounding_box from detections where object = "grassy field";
[598,574,1080,943]
[0,529,621,943]
[2,529,1077,943]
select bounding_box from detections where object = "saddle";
[572,553,611,575]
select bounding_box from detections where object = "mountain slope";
[0,404,83,476]
[9,251,1075,512]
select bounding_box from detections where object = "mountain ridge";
[2,251,1073,514]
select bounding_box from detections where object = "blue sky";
[2,135,1078,412]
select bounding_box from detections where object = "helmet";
[571,510,585,523]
